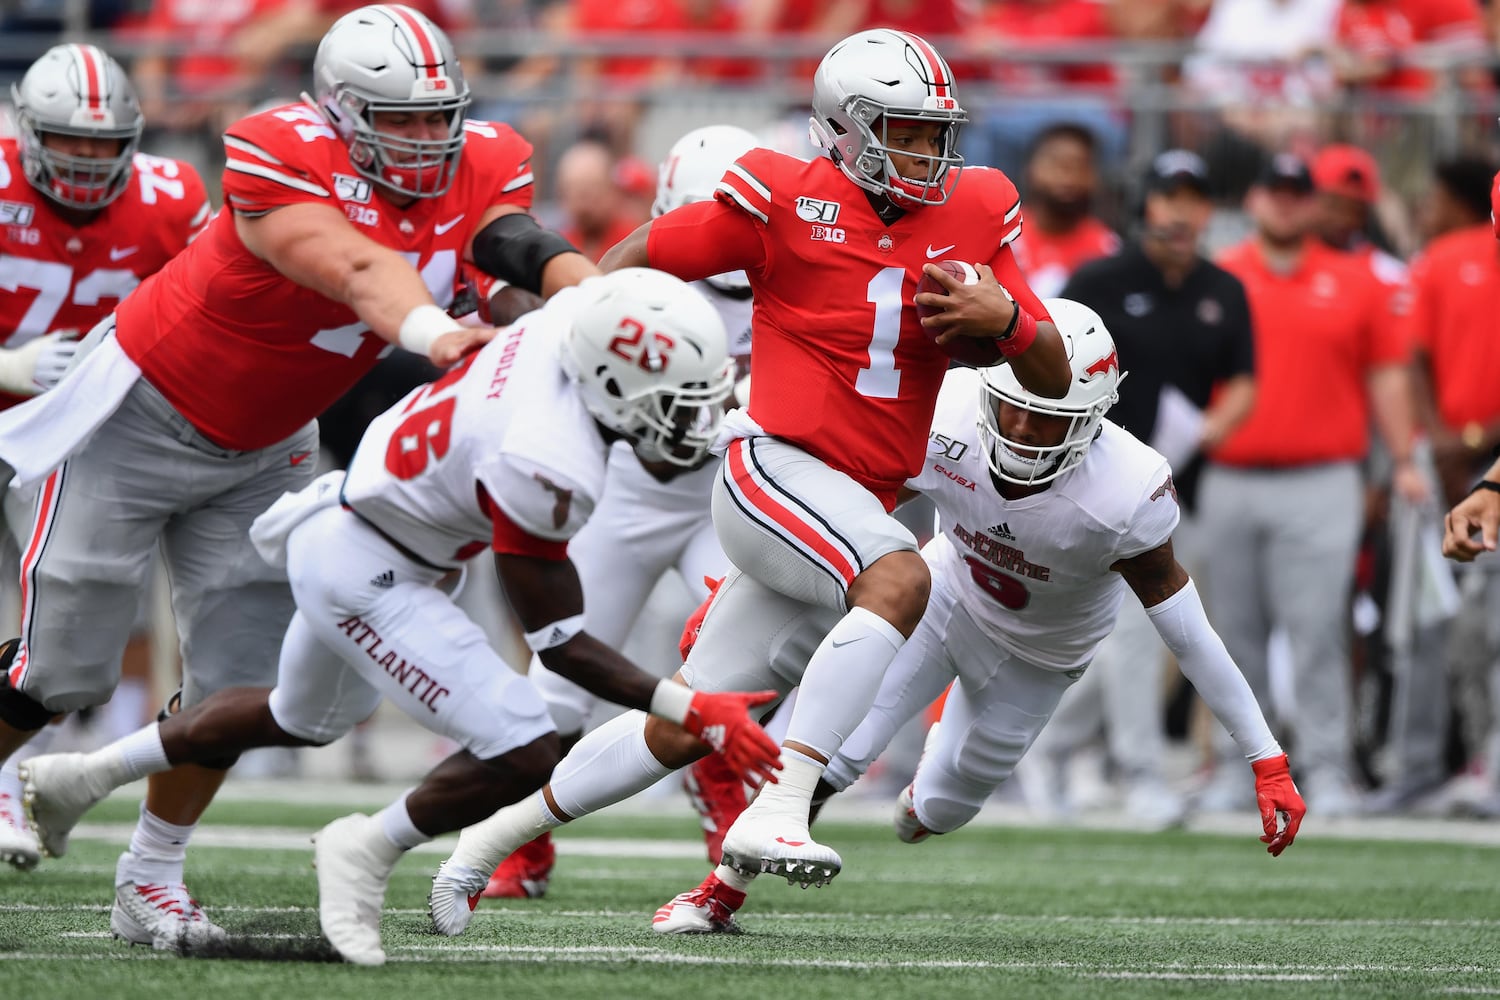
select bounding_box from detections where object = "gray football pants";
[5,377,317,714]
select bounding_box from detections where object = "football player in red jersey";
[0,43,210,872]
[0,4,598,950]
[428,29,1070,926]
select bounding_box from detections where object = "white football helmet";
[809,29,966,208]
[562,269,736,468]
[979,298,1124,486]
[309,4,470,198]
[11,44,143,210]
[653,124,760,294]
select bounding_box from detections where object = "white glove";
[30,332,80,392]
[0,333,77,396]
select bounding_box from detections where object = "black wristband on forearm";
[1471,480,1500,497]
[471,213,580,296]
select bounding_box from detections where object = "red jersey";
[1403,224,1500,428]
[1215,239,1405,466]
[114,104,534,451]
[1012,216,1120,298]
[647,150,1047,507]
[0,139,209,408]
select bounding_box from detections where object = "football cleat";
[0,791,40,871]
[111,852,228,951]
[19,752,113,858]
[428,859,488,936]
[894,783,937,844]
[652,873,746,934]
[683,754,750,865]
[719,803,841,887]
[311,813,402,966]
[481,831,555,899]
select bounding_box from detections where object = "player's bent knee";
[848,550,931,634]
[917,793,981,835]
[475,731,561,794]
[643,713,711,769]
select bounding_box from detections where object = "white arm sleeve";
[1145,579,1282,762]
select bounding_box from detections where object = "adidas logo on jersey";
[371,569,395,589]
[988,522,1015,541]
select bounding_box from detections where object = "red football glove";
[678,576,725,661]
[1252,753,1305,857]
[682,689,782,787]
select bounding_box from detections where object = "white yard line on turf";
[6,901,1500,930]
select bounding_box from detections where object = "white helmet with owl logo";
[979,298,1124,485]
[561,269,736,467]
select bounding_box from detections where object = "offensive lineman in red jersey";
[0,4,600,950]
[428,28,1070,930]
[0,43,210,871]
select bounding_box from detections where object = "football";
[916,259,1005,367]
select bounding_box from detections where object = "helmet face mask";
[12,44,142,210]
[311,4,470,199]
[978,299,1124,487]
[809,29,967,208]
[561,269,736,469]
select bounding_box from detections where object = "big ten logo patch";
[811,225,846,244]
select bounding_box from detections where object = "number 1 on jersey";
[856,266,904,400]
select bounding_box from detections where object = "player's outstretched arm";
[468,205,599,298]
[236,202,490,366]
[496,552,782,785]
[1116,541,1305,855]
[598,220,652,272]
[1444,457,1500,562]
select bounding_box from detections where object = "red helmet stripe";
[380,4,443,79]
[900,32,950,98]
[74,44,104,111]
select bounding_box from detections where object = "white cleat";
[312,813,401,966]
[894,783,937,844]
[428,859,487,937]
[720,807,841,887]
[112,852,228,952]
[0,791,40,871]
[18,752,113,859]
[652,873,746,934]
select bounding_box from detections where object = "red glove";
[1252,753,1305,857]
[682,689,782,787]
[678,576,725,661]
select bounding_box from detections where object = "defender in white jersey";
[648,299,1308,933]
[487,125,762,899]
[16,269,785,966]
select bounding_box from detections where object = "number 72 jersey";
[0,137,209,349]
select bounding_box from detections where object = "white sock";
[1,724,56,798]
[88,723,170,787]
[451,791,559,871]
[784,606,905,759]
[748,747,824,815]
[714,863,754,892]
[126,804,194,876]
[548,710,671,819]
[376,790,429,851]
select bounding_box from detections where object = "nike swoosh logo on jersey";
[434,214,466,236]
[925,243,957,259]
[109,246,139,261]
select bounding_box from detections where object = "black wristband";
[996,299,1021,341]
[1471,480,1500,496]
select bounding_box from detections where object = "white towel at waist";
[0,326,141,490]
[249,470,345,569]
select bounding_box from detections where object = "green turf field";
[1,792,1497,999]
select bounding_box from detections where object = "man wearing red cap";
[1311,144,1407,302]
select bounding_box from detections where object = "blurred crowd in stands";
[5,0,1500,824]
